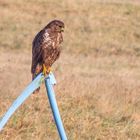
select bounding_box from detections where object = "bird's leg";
[43,64,47,76]
[43,64,52,76]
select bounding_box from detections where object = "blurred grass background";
[0,0,140,55]
[0,0,140,139]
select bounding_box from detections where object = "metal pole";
[0,73,44,132]
[45,75,68,140]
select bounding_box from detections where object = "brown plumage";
[31,20,64,90]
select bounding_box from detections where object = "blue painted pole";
[0,73,44,132]
[0,72,68,140]
[45,74,68,140]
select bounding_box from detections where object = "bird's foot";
[43,64,52,77]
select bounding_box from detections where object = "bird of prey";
[31,20,64,92]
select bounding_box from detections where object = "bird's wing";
[31,29,53,74]
[31,30,44,73]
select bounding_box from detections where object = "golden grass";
[0,0,140,55]
[0,0,140,140]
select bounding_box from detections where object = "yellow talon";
[43,64,52,76]
[43,64,47,76]
[47,67,52,73]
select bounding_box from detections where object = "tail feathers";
[32,63,43,80]
[32,73,41,94]
[33,87,40,94]
[32,63,43,94]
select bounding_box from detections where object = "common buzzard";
[31,20,64,92]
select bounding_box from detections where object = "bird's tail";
[32,63,43,80]
[32,63,43,94]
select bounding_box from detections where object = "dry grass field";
[0,0,140,139]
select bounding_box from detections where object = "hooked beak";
[61,27,64,32]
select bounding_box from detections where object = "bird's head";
[46,20,64,33]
